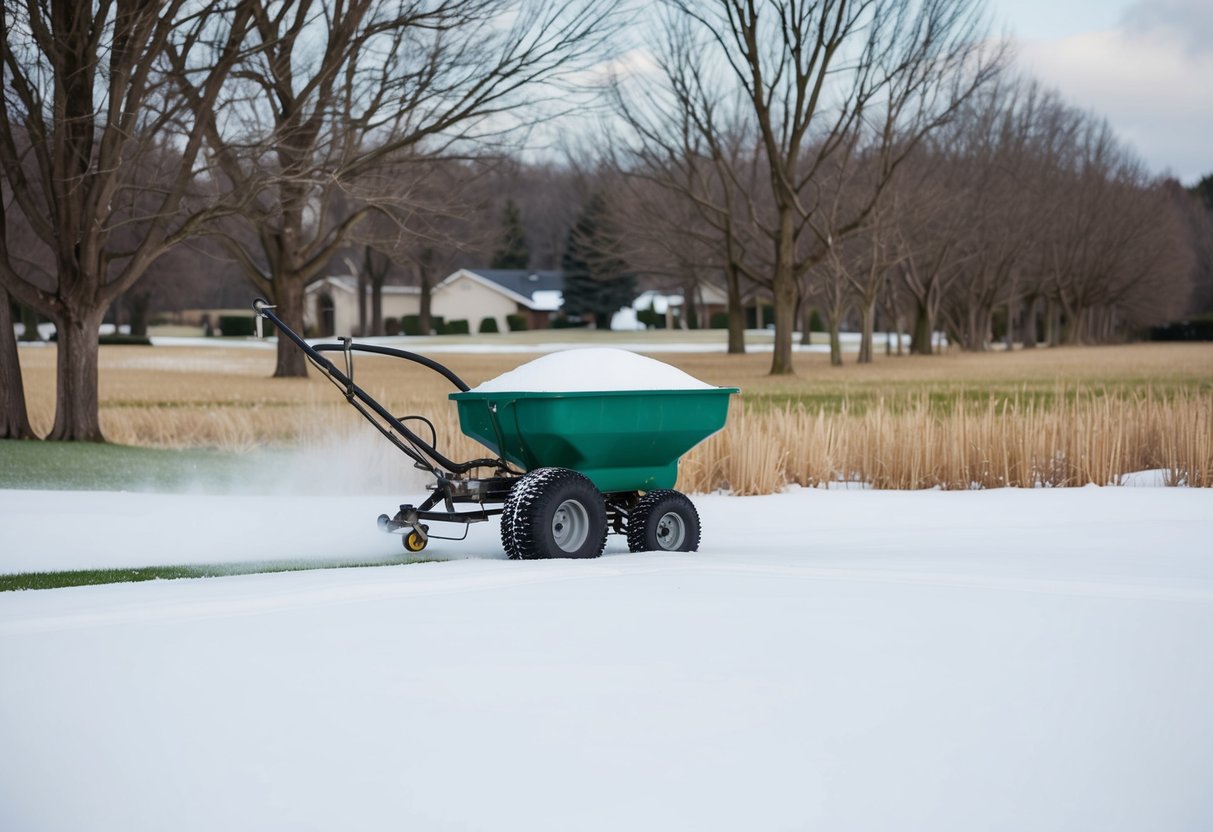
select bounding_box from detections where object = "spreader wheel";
[502,468,607,560]
[627,490,701,553]
[403,526,429,553]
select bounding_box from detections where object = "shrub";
[506,313,528,332]
[550,316,589,329]
[400,315,422,336]
[637,305,662,329]
[1150,320,1213,341]
[709,312,730,330]
[478,316,499,334]
[384,317,401,336]
[442,318,470,335]
[218,315,256,337]
[98,334,152,346]
[808,309,825,333]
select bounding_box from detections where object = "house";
[432,269,564,332]
[305,269,565,336]
[306,275,419,336]
[305,268,745,336]
[624,281,731,329]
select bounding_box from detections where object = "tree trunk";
[273,277,309,378]
[800,304,814,346]
[357,271,368,336]
[771,280,797,375]
[418,267,433,336]
[19,305,40,342]
[0,288,35,439]
[679,279,694,330]
[768,212,796,375]
[366,246,386,336]
[1004,297,1016,351]
[725,265,745,354]
[371,277,385,336]
[1045,299,1061,346]
[962,302,986,351]
[129,292,150,338]
[1022,295,1038,349]
[857,297,876,364]
[49,308,106,441]
[828,315,843,367]
[1063,305,1086,345]
[910,300,933,356]
[887,317,906,357]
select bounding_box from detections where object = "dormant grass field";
[16,340,1213,493]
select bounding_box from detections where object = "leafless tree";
[614,176,724,330]
[0,1,253,440]
[1168,178,1213,318]
[888,156,967,355]
[0,176,49,437]
[0,285,32,438]
[621,0,999,374]
[327,157,483,335]
[613,11,774,353]
[175,0,619,376]
[842,204,899,364]
[1015,109,1189,345]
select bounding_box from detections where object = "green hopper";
[450,387,739,493]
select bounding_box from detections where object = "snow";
[468,347,715,392]
[128,332,886,354]
[16,327,932,354]
[1,485,1212,831]
[1118,468,1173,487]
[529,289,563,311]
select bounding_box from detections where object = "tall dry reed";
[677,390,1212,493]
[40,385,1213,493]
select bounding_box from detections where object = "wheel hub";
[552,499,590,552]
[655,511,686,550]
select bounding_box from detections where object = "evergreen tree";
[1190,173,1213,212]
[491,199,530,269]
[560,194,636,328]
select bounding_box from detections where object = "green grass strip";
[0,439,260,493]
[0,556,441,592]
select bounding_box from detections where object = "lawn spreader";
[253,299,738,559]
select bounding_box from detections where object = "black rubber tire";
[500,497,517,560]
[502,468,607,560]
[627,490,701,553]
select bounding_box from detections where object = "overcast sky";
[992,0,1211,184]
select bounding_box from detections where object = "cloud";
[1015,6,1213,182]
[1121,0,1213,56]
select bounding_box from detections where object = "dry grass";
[680,392,1212,493]
[15,341,1213,492]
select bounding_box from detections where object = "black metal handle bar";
[310,341,469,392]
[252,298,500,475]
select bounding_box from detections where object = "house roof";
[308,275,419,295]
[464,269,564,297]
[437,269,565,311]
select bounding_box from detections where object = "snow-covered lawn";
[2,486,1211,831]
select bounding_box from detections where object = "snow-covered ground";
[2,485,1211,831]
[138,330,913,354]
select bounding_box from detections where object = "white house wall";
[432,274,519,333]
[381,294,421,329]
[307,285,420,336]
